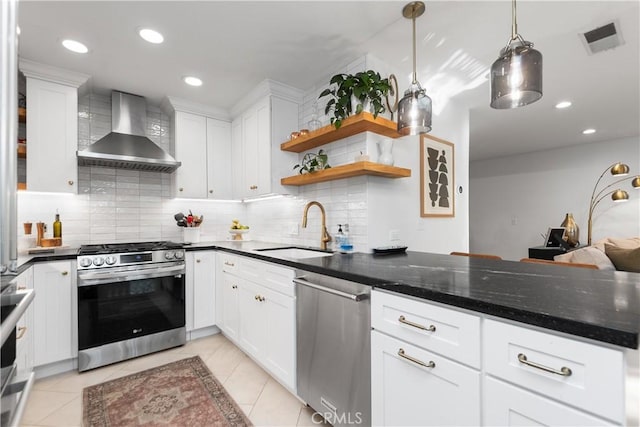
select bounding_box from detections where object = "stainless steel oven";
[1,281,35,426]
[77,242,186,372]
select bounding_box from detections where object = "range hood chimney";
[77,91,180,172]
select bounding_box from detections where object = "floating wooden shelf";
[18,108,26,123]
[280,112,402,153]
[17,143,26,158]
[17,182,26,190]
[281,161,411,186]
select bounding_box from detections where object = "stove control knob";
[174,251,184,259]
[92,257,105,266]
[79,258,92,268]
[105,256,117,265]
[165,251,175,260]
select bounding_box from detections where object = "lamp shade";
[490,42,542,109]
[397,83,432,135]
[632,176,640,188]
[611,189,629,202]
[611,162,630,176]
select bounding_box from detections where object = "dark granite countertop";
[188,241,640,349]
[4,240,638,349]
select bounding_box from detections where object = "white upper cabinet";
[174,112,208,198]
[164,97,232,199]
[230,80,302,199]
[20,60,89,193]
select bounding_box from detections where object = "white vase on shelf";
[377,138,394,166]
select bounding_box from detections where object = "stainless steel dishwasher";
[294,271,371,427]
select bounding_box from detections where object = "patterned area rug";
[83,356,252,426]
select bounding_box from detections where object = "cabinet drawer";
[484,377,617,426]
[372,330,481,426]
[484,319,624,423]
[239,256,294,297]
[218,253,240,274]
[371,290,480,368]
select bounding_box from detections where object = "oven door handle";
[1,289,35,347]
[77,264,185,287]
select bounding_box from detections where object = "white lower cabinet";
[371,291,481,426]
[185,251,216,332]
[484,377,614,426]
[219,271,240,342]
[215,252,296,391]
[33,261,75,367]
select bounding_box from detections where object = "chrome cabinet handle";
[250,185,258,190]
[16,326,27,340]
[398,348,435,369]
[196,259,201,263]
[179,188,184,192]
[61,271,69,276]
[517,353,572,377]
[209,190,213,193]
[68,180,74,186]
[398,315,436,332]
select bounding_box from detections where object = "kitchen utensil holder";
[183,227,201,243]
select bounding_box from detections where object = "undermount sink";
[255,247,334,259]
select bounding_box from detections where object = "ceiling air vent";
[580,21,624,55]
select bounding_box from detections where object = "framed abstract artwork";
[420,135,455,217]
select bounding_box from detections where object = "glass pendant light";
[397,1,432,135]
[490,0,542,109]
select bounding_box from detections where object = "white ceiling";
[18,1,639,161]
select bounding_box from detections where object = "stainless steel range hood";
[77,91,180,172]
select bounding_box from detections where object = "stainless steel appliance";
[1,281,35,426]
[77,241,186,372]
[294,271,371,427]
[76,91,181,172]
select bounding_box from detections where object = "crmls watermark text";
[312,411,363,425]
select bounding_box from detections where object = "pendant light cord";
[511,0,518,40]
[412,8,418,84]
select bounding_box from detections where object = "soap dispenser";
[340,223,353,253]
[334,224,345,251]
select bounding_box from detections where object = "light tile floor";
[21,334,329,427]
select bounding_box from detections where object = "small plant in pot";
[319,70,391,129]
[293,150,331,174]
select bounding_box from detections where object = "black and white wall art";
[421,135,455,217]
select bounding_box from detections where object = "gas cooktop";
[78,241,183,255]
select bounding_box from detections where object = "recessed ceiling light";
[555,101,572,109]
[139,28,164,44]
[62,39,88,54]
[183,76,203,87]
[582,128,596,135]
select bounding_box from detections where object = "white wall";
[367,99,470,253]
[469,137,640,260]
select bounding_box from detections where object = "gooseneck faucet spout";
[302,201,332,250]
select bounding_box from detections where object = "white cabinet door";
[206,118,231,199]
[371,330,481,426]
[192,251,216,330]
[15,267,34,374]
[26,78,78,193]
[231,118,244,199]
[174,111,208,198]
[242,105,260,197]
[484,377,615,426]
[255,97,271,195]
[33,261,74,366]
[238,279,266,359]
[262,286,296,390]
[220,271,240,341]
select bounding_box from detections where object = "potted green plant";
[319,70,391,129]
[293,149,331,174]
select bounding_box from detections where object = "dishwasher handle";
[293,277,369,302]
